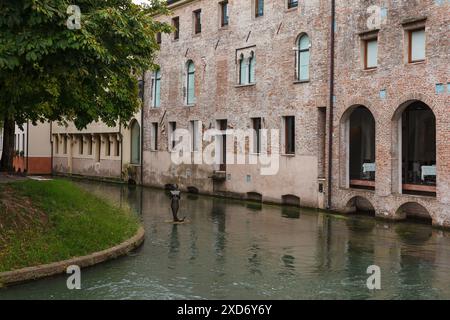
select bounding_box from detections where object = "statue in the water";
[170,185,185,222]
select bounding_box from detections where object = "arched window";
[349,106,376,189]
[130,120,141,164]
[239,54,247,85]
[297,34,310,81]
[186,61,196,105]
[248,51,256,83]
[401,101,436,195]
[152,69,161,108]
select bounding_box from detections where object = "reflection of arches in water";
[186,193,199,201]
[345,216,376,233]
[398,225,436,292]
[345,196,375,216]
[246,202,262,211]
[396,202,432,224]
[395,223,432,246]
[281,206,300,219]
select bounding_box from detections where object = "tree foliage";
[0,0,172,129]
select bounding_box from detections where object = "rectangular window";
[115,139,120,157]
[169,122,176,151]
[187,62,196,105]
[220,1,229,27]
[288,0,298,9]
[79,136,84,155]
[190,120,199,152]
[105,138,111,156]
[252,118,262,154]
[22,133,25,153]
[365,38,378,69]
[151,122,158,151]
[153,70,161,108]
[249,52,256,83]
[284,116,295,155]
[54,136,59,154]
[239,55,248,85]
[409,28,425,62]
[255,0,264,17]
[173,17,180,40]
[194,10,201,34]
[63,136,68,154]
[88,138,93,155]
[95,137,101,162]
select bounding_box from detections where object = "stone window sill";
[285,7,298,13]
[293,79,310,84]
[235,83,256,88]
[281,153,295,157]
[407,60,426,66]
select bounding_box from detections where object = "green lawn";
[0,179,140,273]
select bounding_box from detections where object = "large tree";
[0,0,171,172]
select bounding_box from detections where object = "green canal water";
[1,180,450,300]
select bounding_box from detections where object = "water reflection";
[1,179,450,300]
[281,206,300,219]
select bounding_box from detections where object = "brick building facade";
[331,0,450,228]
[145,0,449,227]
[145,0,332,208]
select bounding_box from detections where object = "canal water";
[1,180,450,300]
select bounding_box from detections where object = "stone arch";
[392,92,438,121]
[395,202,432,223]
[339,104,377,189]
[282,194,300,207]
[294,32,310,46]
[391,99,436,195]
[344,196,375,215]
[187,186,199,194]
[247,192,262,202]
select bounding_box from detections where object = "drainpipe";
[119,122,123,180]
[140,72,145,186]
[327,0,336,209]
[50,122,54,176]
[26,121,29,174]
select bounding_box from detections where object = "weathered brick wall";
[331,0,450,227]
[145,0,331,207]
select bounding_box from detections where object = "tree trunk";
[0,114,15,173]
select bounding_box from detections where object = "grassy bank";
[0,179,140,273]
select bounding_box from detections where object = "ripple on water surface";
[1,181,450,300]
